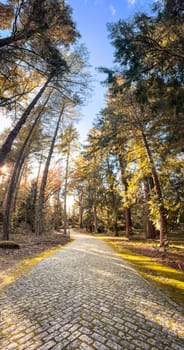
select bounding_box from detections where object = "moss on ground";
[0,241,20,249]
[99,236,184,309]
[0,244,68,291]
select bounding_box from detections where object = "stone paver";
[0,232,184,350]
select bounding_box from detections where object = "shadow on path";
[0,231,184,350]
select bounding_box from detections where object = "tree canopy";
[0,0,183,245]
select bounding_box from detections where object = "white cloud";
[128,0,136,5]
[109,4,116,16]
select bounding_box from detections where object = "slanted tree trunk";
[2,92,52,240]
[0,75,52,165]
[143,176,156,239]
[12,164,24,213]
[35,104,65,236]
[31,152,44,232]
[132,107,167,247]
[141,130,167,247]
[2,164,19,240]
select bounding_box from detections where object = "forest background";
[0,0,183,300]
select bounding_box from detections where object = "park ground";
[0,227,184,308]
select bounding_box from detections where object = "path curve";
[0,231,184,350]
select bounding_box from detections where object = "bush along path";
[0,231,183,350]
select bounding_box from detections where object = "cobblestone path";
[0,232,184,350]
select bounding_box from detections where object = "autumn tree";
[107,0,184,152]
[2,91,53,240]
[0,0,80,164]
[0,0,78,48]
[70,154,87,229]
[71,126,122,234]
[35,103,66,236]
[100,0,184,246]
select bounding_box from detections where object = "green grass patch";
[99,235,184,309]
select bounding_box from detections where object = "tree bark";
[113,213,119,237]
[79,209,84,229]
[2,92,52,240]
[143,177,156,239]
[141,130,167,246]
[125,206,132,239]
[79,192,84,229]
[93,204,98,233]
[63,146,70,237]
[118,153,132,239]
[35,104,65,236]
[53,188,62,230]
[31,152,44,232]
[0,75,52,165]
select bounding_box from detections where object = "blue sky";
[67,0,153,140]
[0,0,153,136]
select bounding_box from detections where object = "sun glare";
[66,195,75,212]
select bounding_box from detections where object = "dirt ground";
[0,229,70,286]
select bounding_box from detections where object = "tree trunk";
[118,153,133,239]
[125,207,132,239]
[0,76,52,165]
[11,165,23,213]
[123,180,132,239]
[93,204,98,232]
[35,104,65,235]
[2,92,52,240]
[63,146,70,237]
[79,208,84,229]
[2,150,29,240]
[143,177,156,239]
[106,156,119,236]
[114,214,119,237]
[54,188,62,230]
[31,152,44,232]
[141,130,167,247]
[79,193,84,229]
[2,183,15,241]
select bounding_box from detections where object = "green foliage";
[70,1,184,241]
[10,180,37,232]
[97,1,184,243]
